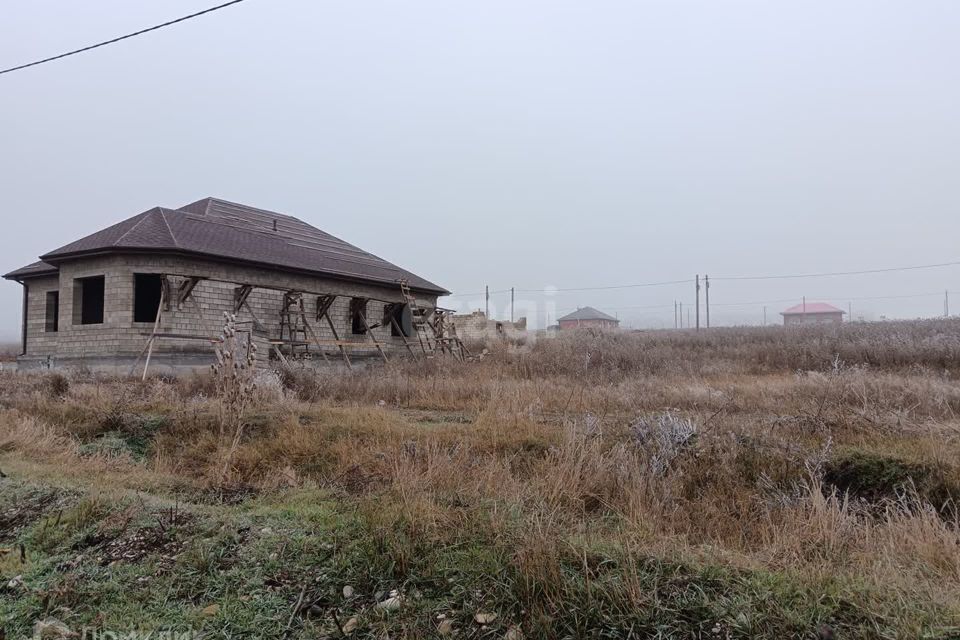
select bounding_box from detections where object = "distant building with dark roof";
[780,301,845,326]
[556,306,620,330]
[4,198,447,372]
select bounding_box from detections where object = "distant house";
[780,302,845,326]
[557,306,620,330]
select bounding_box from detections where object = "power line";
[555,302,681,314]
[442,256,960,299]
[443,279,692,297]
[0,0,250,76]
[516,278,691,293]
[443,288,510,298]
[712,291,957,308]
[713,260,960,282]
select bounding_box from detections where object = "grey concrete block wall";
[23,274,60,357]
[17,253,437,371]
[452,311,527,343]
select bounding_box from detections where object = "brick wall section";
[20,254,437,366]
[452,311,527,343]
[558,318,619,330]
[783,312,843,326]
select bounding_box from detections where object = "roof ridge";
[112,209,157,246]
[192,197,300,221]
[159,209,177,247]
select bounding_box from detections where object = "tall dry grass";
[2,319,960,631]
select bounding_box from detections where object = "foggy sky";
[1,0,958,337]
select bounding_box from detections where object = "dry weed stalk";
[211,312,258,483]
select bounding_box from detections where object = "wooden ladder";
[398,280,435,356]
[279,292,313,360]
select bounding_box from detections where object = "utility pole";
[695,275,700,332]
[510,287,515,323]
[763,306,767,326]
[704,274,710,328]
[946,290,950,317]
[674,301,678,329]
[485,285,489,318]
[679,302,683,328]
[848,301,852,322]
[802,296,806,315]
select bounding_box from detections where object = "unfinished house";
[3,198,454,373]
[451,311,527,344]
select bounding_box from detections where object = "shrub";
[46,372,70,398]
[824,448,960,514]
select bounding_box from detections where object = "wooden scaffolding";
[130,273,467,378]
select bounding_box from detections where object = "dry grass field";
[2,320,960,638]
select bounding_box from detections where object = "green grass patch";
[3,480,960,639]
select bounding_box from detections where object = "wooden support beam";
[293,292,329,364]
[316,295,335,323]
[231,285,266,332]
[176,277,202,309]
[390,315,417,357]
[141,284,166,380]
[357,309,388,363]
[317,295,351,367]
[161,276,172,312]
[297,301,330,365]
[233,285,252,313]
[242,300,266,333]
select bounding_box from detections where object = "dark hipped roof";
[4,260,58,280]
[557,306,619,323]
[5,198,447,294]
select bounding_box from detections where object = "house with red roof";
[556,306,620,330]
[780,301,845,326]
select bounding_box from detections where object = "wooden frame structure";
[129,272,465,378]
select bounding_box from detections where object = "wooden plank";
[141,285,165,381]
[269,339,386,348]
[138,332,221,341]
[272,344,290,366]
